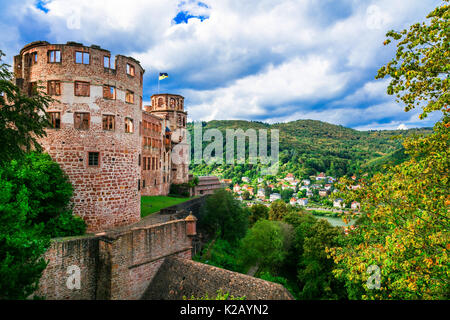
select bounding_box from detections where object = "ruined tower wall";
[34,218,193,300]
[14,41,145,232]
[149,94,189,184]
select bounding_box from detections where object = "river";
[314,216,355,227]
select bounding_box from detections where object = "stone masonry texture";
[13,41,189,232]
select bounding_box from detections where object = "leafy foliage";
[183,289,246,300]
[240,220,293,272]
[0,176,49,299]
[0,50,53,165]
[330,2,449,300]
[248,203,269,226]
[330,123,449,299]
[376,1,449,119]
[194,238,244,273]
[199,189,249,242]
[188,119,432,182]
[268,200,290,221]
[0,152,86,237]
[0,152,86,299]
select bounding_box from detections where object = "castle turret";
[14,41,145,232]
[147,93,189,184]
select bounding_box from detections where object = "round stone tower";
[147,93,189,184]
[14,41,145,232]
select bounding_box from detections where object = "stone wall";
[14,41,145,232]
[143,257,293,300]
[159,195,207,217]
[35,218,193,300]
[35,235,100,300]
[192,176,222,196]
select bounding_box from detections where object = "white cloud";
[0,0,442,129]
[397,124,408,130]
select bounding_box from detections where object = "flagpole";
[158,73,160,94]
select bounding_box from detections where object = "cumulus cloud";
[0,0,442,130]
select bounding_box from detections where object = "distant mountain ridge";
[187,119,432,181]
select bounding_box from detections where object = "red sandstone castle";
[13,41,190,232]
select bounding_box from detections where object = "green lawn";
[141,195,194,218]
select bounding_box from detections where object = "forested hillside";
[187,119,432,181]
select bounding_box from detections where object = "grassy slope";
[141,195,193,218]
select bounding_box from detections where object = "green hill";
[187,119,432,182]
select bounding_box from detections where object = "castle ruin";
[14,41,189,232]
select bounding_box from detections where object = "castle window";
[47,80,61,96]
[88,152,99,167]
[48,50,61,63]
[26,52,37,66]
[104,56,110,68]
[142,180,145,188]
[126,63,135,76]
[103,85,116,100]
[48,112,61,129]
[125,90,134,104]
[74,112,90,130]
[75,51,90,64]
[102,115,115,131]
[138,179,140,191]
[125,117,134,133]
[139,71,143,86]
[74,81,90,96]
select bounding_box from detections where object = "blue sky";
[0,0,443,130]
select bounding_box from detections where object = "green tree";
[297,219,345,300]
[240,220,293,271]
[1,152,86,237]
[376,1,449,119]
[249,203,269,226]
[281,188,294,202]
[199,189,249,242]
[241,190,250,200]
[330,1,449,300]
[0,50,52,164]
[0,176,49,299]
[268,199,290,221]
[331,124,449,299]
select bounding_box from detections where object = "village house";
[257,188,265,198]
[324,184,332,191]
[333,198,346,208]
[289,198,297,206]
[351,201,361,210]
[297,198,308,206]
[319,189,329,197]
[220,179,232,186]
[306,190,313,197]
[233,184,241,193]
[284,173,295,182]
[316,172,327,180]
[270,193,281,202]
[242,177,250,183]
[302,179,311,186]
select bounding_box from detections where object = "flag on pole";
[159,72,168,80]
